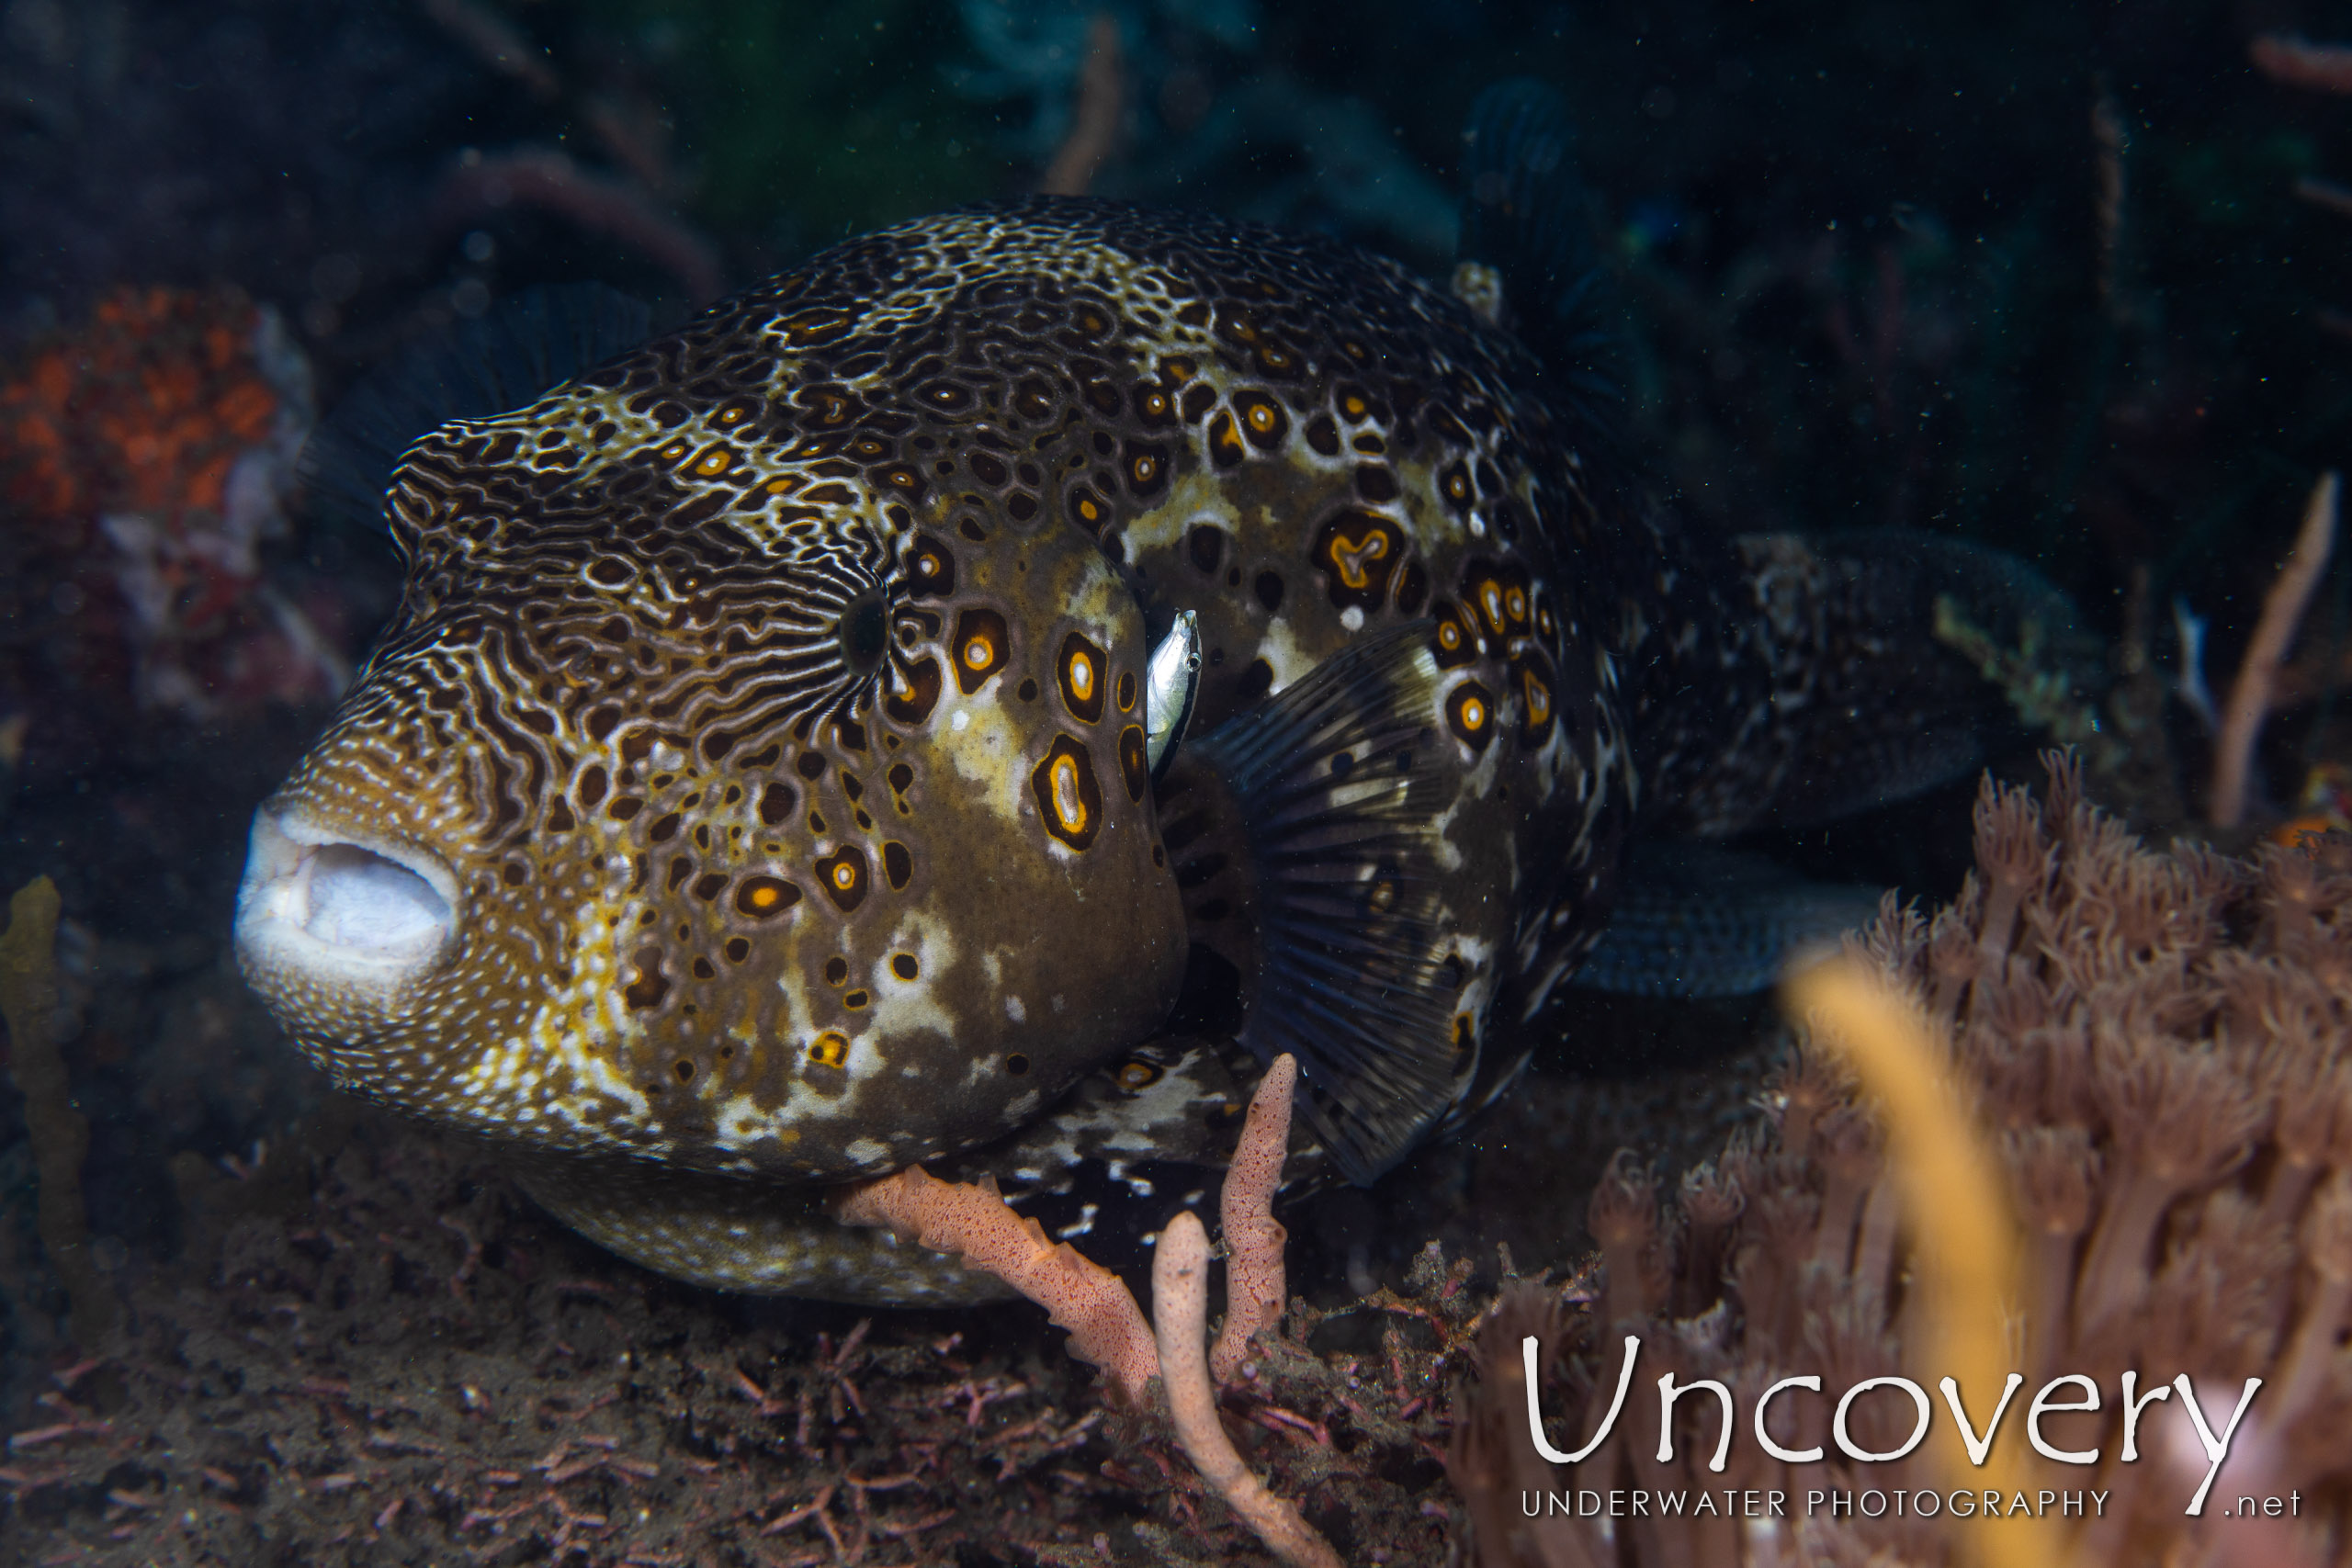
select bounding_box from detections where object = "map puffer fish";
[234,96,2058,1303]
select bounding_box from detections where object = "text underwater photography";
[1512,1331,2301,1525]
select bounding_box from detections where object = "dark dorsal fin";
[1456,78,1623,420]
[301,284,650,531]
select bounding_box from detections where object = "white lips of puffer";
[234,808,458,995]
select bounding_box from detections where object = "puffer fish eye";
[839,592,889,675]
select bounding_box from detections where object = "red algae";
[1,288,287,541]
[0,285,343,733]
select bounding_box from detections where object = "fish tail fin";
[1646,528,2100,835]
[1455,77,1623,419]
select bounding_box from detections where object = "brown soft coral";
[1450,753,2352,1566]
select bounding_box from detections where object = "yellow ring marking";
[1329,526,1388,591]
[1050,755,1087,831]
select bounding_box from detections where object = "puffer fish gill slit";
[237,195,2007,1302]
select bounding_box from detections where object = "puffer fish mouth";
[234,808,459,996]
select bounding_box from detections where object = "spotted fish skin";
[238,197,1969,1300]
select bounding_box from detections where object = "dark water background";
[9,0,2349,940]
[0,1,2346,1560]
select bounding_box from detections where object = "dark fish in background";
[232,83,2075,1301]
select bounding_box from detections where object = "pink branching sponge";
[1156,1208,1343,1568]
[1213,1053,1295,1384]
[831,1054,1305,1404]
[834,1054,1334,1564]
[832,1163,1160,1404]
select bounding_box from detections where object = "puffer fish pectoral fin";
[1185,621,1464,1187]
[300,282,652,534]
[1455,77,1623,418]
[1143,609,1203,780]
[1568,840,1888,999]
